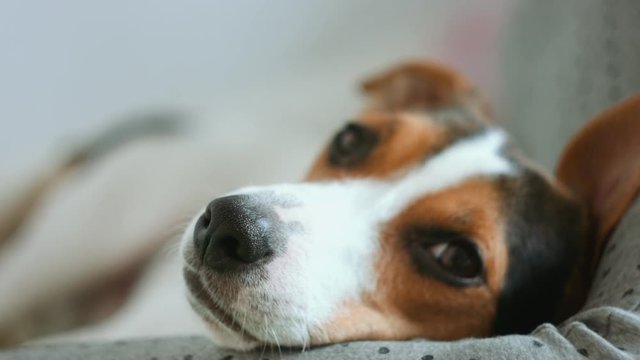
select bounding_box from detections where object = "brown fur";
[304,62,516,343]
[318,179,506,343]
[557,94,640,270]
[306,113,448,180]
[304,61,593,342]
[361,60,493,120]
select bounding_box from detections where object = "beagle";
[180,61,639,350]
[2,61,639,350]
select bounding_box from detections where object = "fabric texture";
[502,0,640,171]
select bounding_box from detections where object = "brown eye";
[328,122,378,167]
[408,229,484,286]
[428,242,482,280]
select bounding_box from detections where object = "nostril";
[219,233,271,265]
[218,235,239,261]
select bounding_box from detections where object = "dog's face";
[180,62,586,350]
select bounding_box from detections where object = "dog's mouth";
[177,185,384,349]
[183,268,260,344]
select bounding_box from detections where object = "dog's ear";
[556,94,640,267]
[360,61,492,120]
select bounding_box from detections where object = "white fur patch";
[181,128,515,348]
[376,129,513,219]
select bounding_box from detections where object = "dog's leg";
[0,113,184,253]
[0,162,72,252]
[0,139,216,347]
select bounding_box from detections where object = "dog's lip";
[183,268,259,343]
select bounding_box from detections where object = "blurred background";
[1,0,639,346]
[2,0,638,178]
[0,1,508,181]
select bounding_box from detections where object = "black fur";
[494,170,586,334]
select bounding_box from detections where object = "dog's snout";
[193,194,279,271]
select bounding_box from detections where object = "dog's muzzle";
[192,194,287,273]
[182,184,381,348]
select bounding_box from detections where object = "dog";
[178,61,599,350]
[2,61,639,350]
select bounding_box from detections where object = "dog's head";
[180,61,590,350]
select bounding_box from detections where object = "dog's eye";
[328,122,378,166]
[426,242,482,279]
[408,230,484,286]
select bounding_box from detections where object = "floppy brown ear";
[556,94,640,267]
[360,60,492,119]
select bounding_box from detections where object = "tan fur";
[306,113,448,180]
[0,163,73,250]
[303,62,509,343]
[360,60,492,120]
[557,94,640,271]
[317,179,507,344]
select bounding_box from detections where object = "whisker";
[241,299,249,339]
[259,327,268,360]
[293,308,308,353]
[269,326,282,360]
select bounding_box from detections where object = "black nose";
[193,194,280,272]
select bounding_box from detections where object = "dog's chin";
[182,254,309,350]
[200,314,259,351]
[184,293,256,350]
[185,282,316,350]
[188,293,317,351]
